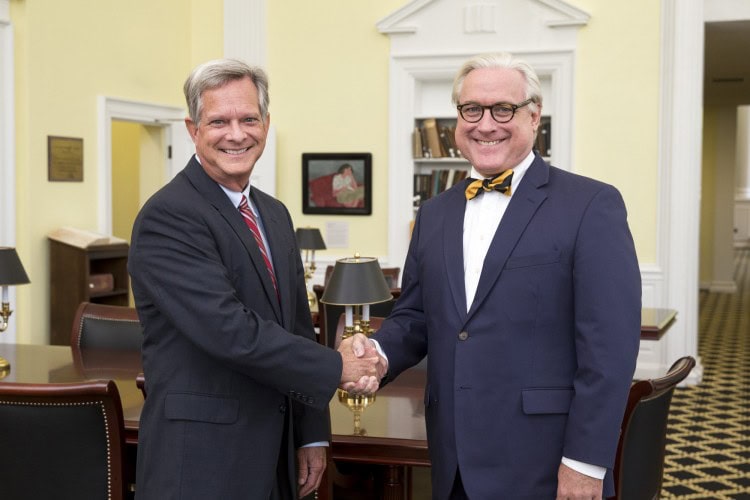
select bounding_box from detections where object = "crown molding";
[377,0,589,34]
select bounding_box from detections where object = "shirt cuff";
[561,457,606,479]
[301,441,329,448]
[369,339,389,364]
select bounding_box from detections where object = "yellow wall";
[112,121,141,243]
[10,0,664,344]
[11,0,223,343]
[267,1,404,259]
[574,1,661,263]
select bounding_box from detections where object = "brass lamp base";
[337,388,376,436]
[307,289,318,313]
[0,356,9,379]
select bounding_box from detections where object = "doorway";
[111,120,166,242]
[97,96,193,237]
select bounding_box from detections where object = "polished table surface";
[0,343,144,443]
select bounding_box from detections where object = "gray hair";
[183,58,270,125]
[451,52,543,113]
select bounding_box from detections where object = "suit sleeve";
[563,184,641,468]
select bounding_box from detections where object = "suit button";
[279,404,287,413]
[458,331,469,341]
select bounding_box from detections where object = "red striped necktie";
[239,195,279,297]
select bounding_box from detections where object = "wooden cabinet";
[49,234,129,345]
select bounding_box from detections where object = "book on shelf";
[421,118,444,158]
[535,116,551,157]
[413,118,462,159]
[413,168,469,207]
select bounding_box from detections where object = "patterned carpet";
[661,248,750,499]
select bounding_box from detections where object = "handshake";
[337,333,388,395]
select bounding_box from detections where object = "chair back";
[0,379,126,500]
[613,355,696,500]
[71,302,142,351]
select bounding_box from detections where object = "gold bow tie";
[465,170,514,200]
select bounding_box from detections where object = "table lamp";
[0,247,31,375]
[320,253,392,435]
[320,253,393,339]
[295,227,326,311]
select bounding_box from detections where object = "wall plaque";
[48,136,83,181]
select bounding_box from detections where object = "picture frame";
[302,153,372,215]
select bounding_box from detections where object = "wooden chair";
[71,301,143,351]
[0,379,127,500]
[612,355,696,500]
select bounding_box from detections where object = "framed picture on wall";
[302,153,372,215]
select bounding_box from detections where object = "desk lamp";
[0,247,31,375]
[320,253,392,435]
[320,253,392,339]
[295,227,326,311]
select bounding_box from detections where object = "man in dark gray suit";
[129,59,381,500]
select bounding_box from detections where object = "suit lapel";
[442,182,470,321]
[184,160,283,322]
[466,156,549,320]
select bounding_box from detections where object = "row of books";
[413,118,462,159]
[413,169,470,207]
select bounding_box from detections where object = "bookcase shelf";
[48,235,130,345]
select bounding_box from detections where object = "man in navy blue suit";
[364,52,641,499]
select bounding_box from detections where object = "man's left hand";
[297,446,327,498]
[556,462,603,500]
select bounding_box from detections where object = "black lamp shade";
[0,248,30,286]
[296,228,326,250]
[320,256,392,306]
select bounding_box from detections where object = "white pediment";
[378,0,589,54]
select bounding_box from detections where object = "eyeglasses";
[457,99,534,123]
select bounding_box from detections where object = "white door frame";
[0,1,18,342]
[97,97,192,235]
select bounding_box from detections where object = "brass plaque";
[48,136,83,182]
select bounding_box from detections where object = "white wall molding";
[378,0,590,34]
[654,0,704,383]
[0,0,17,342]
[224,0,266,68]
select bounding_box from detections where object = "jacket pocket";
[164,392,240,424]
[521,387,574,415]
[505,249,561,269]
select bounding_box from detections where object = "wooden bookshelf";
[48,228,130,345]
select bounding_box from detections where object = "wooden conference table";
[0,308,675,499]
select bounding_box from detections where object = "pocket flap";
[506,250,561,269]
[165,392,239,424]
[521,387,574,415]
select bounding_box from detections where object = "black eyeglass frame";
[456,98,535,124]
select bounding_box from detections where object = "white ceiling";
[704,20,750,106]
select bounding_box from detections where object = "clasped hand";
[337,333,387,395]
